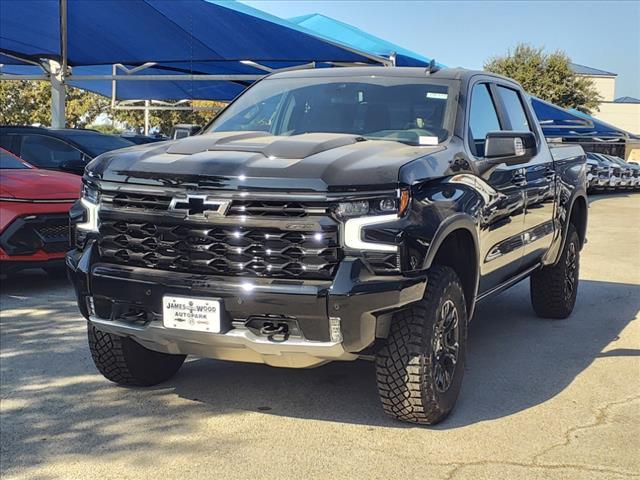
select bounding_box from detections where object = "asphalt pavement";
[1,193,638,480]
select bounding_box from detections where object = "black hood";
[87,132,443,192]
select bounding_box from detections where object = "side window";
[19,135,83,169]
[0,133,17,153]
[497,86,531,132]
[468,83,502,157]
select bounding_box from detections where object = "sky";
[243,0,640,99]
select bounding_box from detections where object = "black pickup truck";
[67,67,587,424]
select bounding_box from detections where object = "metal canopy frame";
[0,0,394,129]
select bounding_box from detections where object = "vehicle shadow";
[168,277,639,429]
[0,267,69,294]
[0,273,638,475]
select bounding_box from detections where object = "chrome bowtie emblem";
[169,195,231,218]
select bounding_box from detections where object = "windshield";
[0,150,30,169]
[207,75,458,145]
[64,133,134,157]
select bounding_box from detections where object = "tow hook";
[259,322,289,341]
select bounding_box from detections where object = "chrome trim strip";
[89,315,356,368]
[94,179,396,201]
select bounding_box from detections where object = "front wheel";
[530,224,580,319]
[375,266,468,425]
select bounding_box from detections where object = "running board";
[476,263,542,302]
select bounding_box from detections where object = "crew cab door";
[493,86,556,268]
[466,81,526,292]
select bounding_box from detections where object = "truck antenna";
[427,59,440,75]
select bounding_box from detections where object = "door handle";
[544,167,555,179]
[512,173,527,187]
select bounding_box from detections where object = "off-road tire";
[88,323,186,386]
[530,223,580,319]
[375,266,468,425]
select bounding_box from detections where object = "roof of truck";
[267,66,504,83]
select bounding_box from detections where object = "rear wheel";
[375,266,468,425]
[88,323,186,386]
[530,224,580,319]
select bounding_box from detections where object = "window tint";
[0,150,30,169]
[211,77,458,145]
[468,83,501,156]
[63,133,133,157]
[20,135,83,169]
[215,92,286,133]
[0,133,16,152]
[497,86,531,132]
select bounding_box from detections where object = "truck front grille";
[98,219,340,280]
[111,192,171,211]
[104,193,329,218]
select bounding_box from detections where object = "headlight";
[81,183,100,204]
[335,200,369,218]
[333,190,410,220]
[340,189,410,252]
[77,182,100,232]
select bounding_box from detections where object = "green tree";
[0,80,224,133]
[0,80,109,127]
[111,100,225,135]
[484,44,601,113]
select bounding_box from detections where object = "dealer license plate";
[162,295,221,333]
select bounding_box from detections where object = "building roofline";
[570,62,617,77]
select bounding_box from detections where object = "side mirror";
[485,131,537,166]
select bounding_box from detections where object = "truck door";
[467,82,526,293]
[493,86,556,268]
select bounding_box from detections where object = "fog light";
[379,198,396,212]
[329,317,343,343]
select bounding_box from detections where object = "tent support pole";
[111,65,117,108]
[49,60,66,129]
[49,0,68,129]
[144,100,150,135]
[60,0,68,76]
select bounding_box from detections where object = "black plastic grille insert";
[98,219,340,280]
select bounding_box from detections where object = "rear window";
[63,133,134,157]
[496,86,531,132]
[0,150,30,169]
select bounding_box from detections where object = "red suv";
[0,148,80,275]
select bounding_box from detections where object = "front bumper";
[592,175,609,188]
[67,242,426,368]
[606,175,621,188]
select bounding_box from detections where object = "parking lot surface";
[1,193,639,480]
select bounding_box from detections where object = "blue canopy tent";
[567,108,631,138]
[0,0,387,127]
[530,97,629,139]
[289,13,438,67]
